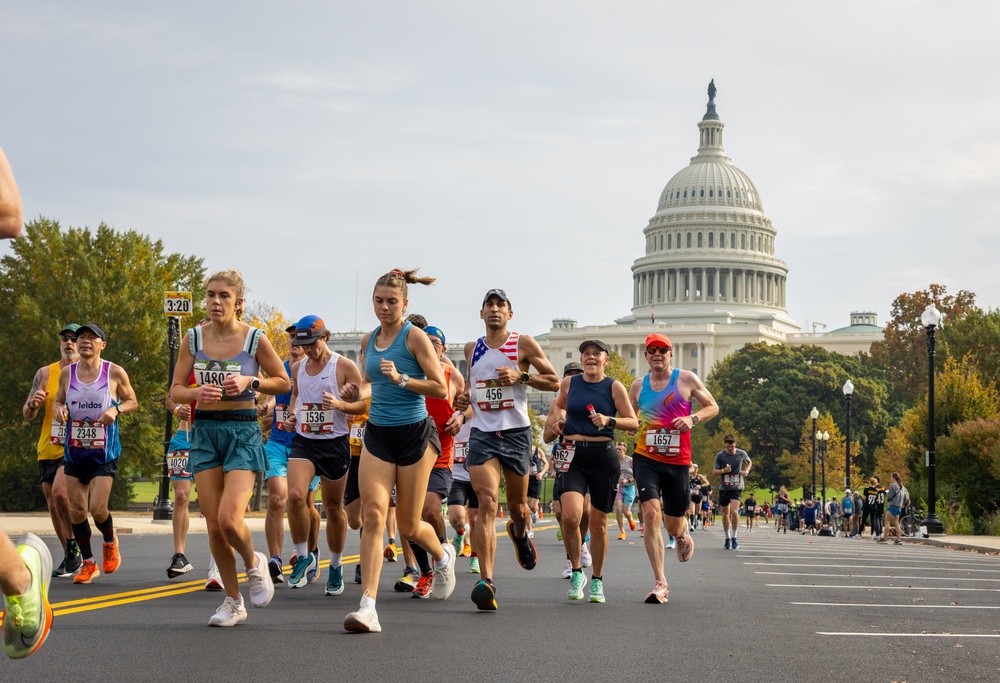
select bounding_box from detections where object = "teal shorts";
[264,439,319,491]
[190,410,266,474]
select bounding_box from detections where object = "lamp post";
[770,484,775,506]
[810,407,819,501]
[921,304,945,534]
[843,379,854,493]
[820,430,830,503]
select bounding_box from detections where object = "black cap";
[77,323,107,342]
[579,339,610,355]
[563,362,584,376]
[482,288,511,306]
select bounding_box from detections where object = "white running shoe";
[431,544,457,601]
[208,596,247,627]
[205,566,224,591]
[561,558,573,579]
[344,591,382,633]
[246,551,274,608]
[580,543,592,568]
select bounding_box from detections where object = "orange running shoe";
[103,535,121,574]
[617,531,627,540]
[74,560,100,584]
[383,543,398,562]
[629,519,636,531]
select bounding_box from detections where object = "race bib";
[274,404,288,430]
[454,441,468,464]
[70,420,106,449]
[552,442,576,474]
[645,428,680,456]
[723,473,743,488]
[349,422,366,447]
[167,450,190,477]
[193,359,240,387]
[474,379,513,411]
[49,421,67,445]
[299,403,335,434]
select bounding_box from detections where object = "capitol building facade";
[327,83,882,402]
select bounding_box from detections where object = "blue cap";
[424,326,446,344]
[292,315,328,346]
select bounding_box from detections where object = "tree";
[606,351,637,452]
[774,413,857,495]
[0,218,206,508]
[937,415,1000,525]
[942,307,1000,395]
[245,301,293,363]
[869,284,977,413]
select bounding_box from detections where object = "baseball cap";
[579,339,610,354]
[424,325,446,344]
[645,333,672,349]
[77,323,107,341]
[563,362,584,376]
[59,323,81,336]
[482,288,511,306]
[292,315,328,346]
[845,488,852,493]
[285,324,296,334]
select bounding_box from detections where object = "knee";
[287,488,308,510]
[361,502,385,529]
[642,507,660,526]
[174,490,191,508]
[267,491,287,513]
[52,488,71,511]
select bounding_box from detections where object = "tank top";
[619,456,634,484]
[563,374,616,439]
[634,368,692,465]
[365,322,427,427]
[269,360,294,447]
[452,421,473,483]
[64,360,121,465]
[37,362,66,460]
[469,331,528,432]
[426,364,455,468]
[189,326,262,402]
[295,353,348,439]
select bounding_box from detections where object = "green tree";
[942,307,1000,395]
[937,415,1000,526]
[606,351,637,452]
[0,218,205,509]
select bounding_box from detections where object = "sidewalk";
[0,511,266,536]
[903,533,1000,555]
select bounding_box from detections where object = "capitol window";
[668,234,672,249]
[686,232,692,248]
[700,189,704,197]
[720,232,725,247]
[727,190,731,198]
[709,189,713,197]
[709,232,714,247]
[683,190,687,198]
[697,233,703,247]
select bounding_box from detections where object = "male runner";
[713,435,751,550]
[447,420,479,574]
[24,323,82,577]
[526,442,548,539]
[52,323,138,584]
[454,288,559,610]
[874,475,886,539]
[628,333,718,603]
[861,478,880,539]
[742,492,757,533]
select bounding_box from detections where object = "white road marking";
[744,563,1000,573]
[767,583,1000,592]
[792,602,1000,609]
[818,632,1000,638]
[757,571,1000,582]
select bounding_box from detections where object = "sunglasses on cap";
[60,335,78,342]
[645,346,671,355]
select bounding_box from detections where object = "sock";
[471,551,478,558]
[411,542,432,574]
[388,537,396,546]
[362,594,376,609]
[94,514,115,543]
[294,542,308,559]
[329,551,342,567]
[72,520,93,560]
[455,527,465,538]
[584,533,591,543]
[434,552,449,570]
[573,567,583,573]
[732,530,738,539]
[593,575,602,581]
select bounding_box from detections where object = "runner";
[526,441,548,539]
[170,269,289,626]
[878,473,907,545]
[344,390,371,585]
[549,339,637,603]
[282,315,363,596]
[52,323,138,585]
[454,288,559,611]
[841,488,855,537]
[628,333,719,603]
[23,323,81,577]
[686,466,707,532]
[614,443,637,540]
[343,269,457,633]
[1,146,54,659]
[447,419,479,574]
[742,492,758,533]
[774,485,791,533]
[712,434,752,550]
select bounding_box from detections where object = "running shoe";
[676,534,695,563]
[469,556,480,574]
[431,544,456,601]
[561,558,573,579]
[876,537,887,544]
[167,553,193,579]
[461,524,472,557]
[527,530,535,540]
[268,555,284,585]
[325,565,344,596]
[307,548,320,583]
[506,520,537,570]
[102,535,121,574]
[471,579,498,611]
[731,538,740,550]
[451,528,465,555]
[644,581,669,604]
[288,553,313,589]
[383,542,398,562]
[208,596,246,627]
[246,551,274,607]
[73,559,100,584]
[344,591,381,633]
[354,564,362,584]
[52,556,70,578]
[588,577,605,604]
[666,536,676,550]
[580,543,592,569]
[617,531,627,540]
[2,533,53,659]
[567,571,585,600]
[556,527,563,541]
[411,572,433,599]
[724,537,731,550]
[629,519,636,531]
[65,541,82,575]
[893,540,902,545]
[205,566,224,591]
[394,566,419,592]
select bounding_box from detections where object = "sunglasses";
[645,346,671,355]
[60,335,78,342]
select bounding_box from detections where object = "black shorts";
[290,434,350,481]
[63,459,118,486]
[633,456,689,518]
[364,417,435,467]
[559,441,620,514]
[719,489,742,507]
[448,479,478,509]
[690,494,702,505]
[527,476,542,499]
[343,455,361,506]
[467,426,532,476]
[38,458,64,485]
[427,467,453,499]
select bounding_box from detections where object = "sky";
[2,1,998,343]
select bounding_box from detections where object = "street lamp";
[819,430,830,503]
[770,484,775,505]
[810,407,819,501]
[843,379,854,492]
[921,304,945,534]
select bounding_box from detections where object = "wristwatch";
[250,377,261,391]
[691,414,699,425]
[519,371,530,385]
[396,374,410,387]
[608,417,617,430]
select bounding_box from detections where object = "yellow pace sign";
[163,291,193,317]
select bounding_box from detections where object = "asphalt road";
[3,520,999,682]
